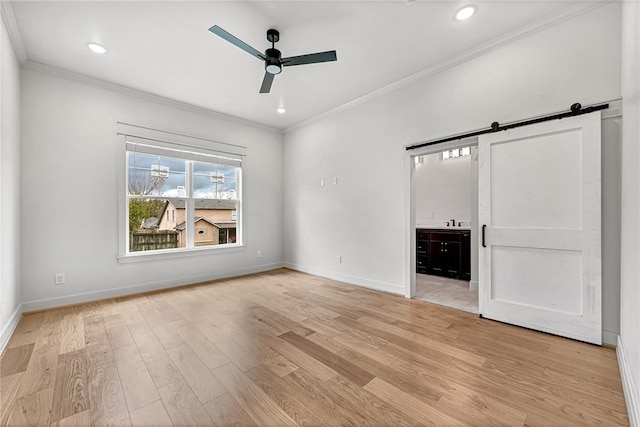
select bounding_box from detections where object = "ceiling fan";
[209,25,337,94]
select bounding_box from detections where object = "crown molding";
[285,1,611,134]
[23,61,282,135]
[0,1,28,64]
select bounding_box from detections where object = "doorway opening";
[405,138,479,313]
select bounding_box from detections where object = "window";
[124,133,243,256]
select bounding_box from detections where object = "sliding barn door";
[478,113,602,344]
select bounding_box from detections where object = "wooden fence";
[130,230,178,252]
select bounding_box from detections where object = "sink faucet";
[450,219,456,227]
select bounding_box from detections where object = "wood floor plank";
[203,393,258,427]
[17,338,58,397]
[280,369,367,426]
[145,356,185,389]
[246,364,338,426]
[6,388,54,426]
[104,314,136,350]
[50,410,91,427]
[50,349,90,423]
[192,320,261,370]
[83,314,107,347]
[364,377,464,426]
[260,334,338,383]
[166,343,226,404]
[112,344,159,411]
[175,320,229,370]
[6,313,45,349]
[59,313,85,354]
[157,379,214,426]
[358,315,487,367]
[324,374,417,427]
[1,343,35,377]
[434,378,528,426]
[0,372,25,425]
[129,399,173,427]
[279,331,375,387]
[85,342,131,426]
[217,323,299,377]
[213,362,299,427]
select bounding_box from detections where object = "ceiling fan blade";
[282,50,337,67]
[209,25,266,61]
[260,72,275,94]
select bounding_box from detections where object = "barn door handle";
[482,225,487,248]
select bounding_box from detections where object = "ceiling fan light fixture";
[266,62,282,75]
[86,42,107,54]
[454,4,477,21]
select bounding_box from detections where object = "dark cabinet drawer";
[417,229,430,240]
[429,231,462,242]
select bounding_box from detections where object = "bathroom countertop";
[417,226,471,230]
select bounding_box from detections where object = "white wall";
[415,150,472,227]
[0,16,22,349]
[20,69,284,310]
[284,4,622,337]
[619,1,640,424]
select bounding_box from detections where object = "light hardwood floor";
[0,269,628,426]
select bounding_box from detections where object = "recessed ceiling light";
[86,42,107,54]
[454,4,477,21]
[276,107,286,114]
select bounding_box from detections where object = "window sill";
[117,244,246,264]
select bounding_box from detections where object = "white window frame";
[117,123,246,263]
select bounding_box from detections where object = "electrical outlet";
[337,255,342,264]
[332,177,338,185]
[55,273,65,285]
[257,250,262,258]
[320,179,325,187]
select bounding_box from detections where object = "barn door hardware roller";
[406,102,609,151]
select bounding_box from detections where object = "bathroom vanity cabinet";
[416,228,470,280]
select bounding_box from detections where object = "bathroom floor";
[414,273,478,314]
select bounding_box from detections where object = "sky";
[128,152,238,199]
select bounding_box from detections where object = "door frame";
[403,137,478,298]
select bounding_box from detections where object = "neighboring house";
[157,199,237,247]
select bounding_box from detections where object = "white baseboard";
[284,263,404,295]
[602,330,618,347]
[22,262,283,313]
[618,335,640,427]
[0,304,23,355]
[469,280,478,292]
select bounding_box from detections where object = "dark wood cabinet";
[416,229,429,274]
[416,229,470,280]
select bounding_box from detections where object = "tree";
[128,170,167,233]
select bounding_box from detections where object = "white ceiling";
[9,1,587,130]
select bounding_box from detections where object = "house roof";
[160,199,236,224]
[169,199,237,210]
[214,222,237,229]
[175,217,230,231]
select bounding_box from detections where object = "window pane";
[193,161,216,175]
[193,199,237,248]
[159,156,186,173]
[131,152,156,169]
[217,165,238,179]
[157,172,186,197]
[193,174,217,199]
[129,198,184,252]
[128,168,165,196]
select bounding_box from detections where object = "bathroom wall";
[415,148,474,228]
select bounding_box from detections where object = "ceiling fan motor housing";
[265,48,282,74]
